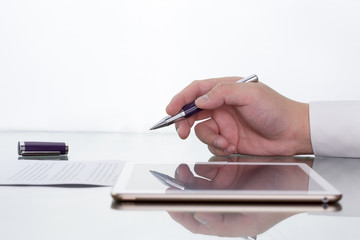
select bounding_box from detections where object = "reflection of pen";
[150,74,259,130]
[149,170,186,190]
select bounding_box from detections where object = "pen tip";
[149,124,164,131]
[150,114,177,130]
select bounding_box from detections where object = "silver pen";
[150,74,258,130]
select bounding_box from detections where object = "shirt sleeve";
[309,101,360,158]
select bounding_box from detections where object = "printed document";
[0,161,124,186]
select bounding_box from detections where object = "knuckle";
[249,84,263,97]
[190,79,201,86]
[241,82,265,102]
[211,82,231,95]
[215,81,229,89]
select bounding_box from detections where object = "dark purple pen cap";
[18,141,69,156]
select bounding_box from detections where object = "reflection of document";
[0,161,124,186]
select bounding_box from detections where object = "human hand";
[166,77,313,156]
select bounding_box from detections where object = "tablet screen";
[112,162,342,203]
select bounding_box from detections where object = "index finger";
[166,77,242,116]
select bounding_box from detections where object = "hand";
[166,77,313,156]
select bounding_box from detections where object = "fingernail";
[214,139,223,149]
[196,94,209,104]
[224,145,236,154]
[194,213,208,225]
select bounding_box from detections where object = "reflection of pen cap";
[18,155,69,161]
[18,141,69,156]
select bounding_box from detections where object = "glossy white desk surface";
[0,131,359,240]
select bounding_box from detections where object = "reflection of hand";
[168,210,294,237]
[175,161,309,191]
[168,157,313,237]
[166,77,313,156]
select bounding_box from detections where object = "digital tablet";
[111,162,342,203]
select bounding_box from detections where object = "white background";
[1,0,359,132]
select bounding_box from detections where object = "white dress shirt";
[309,101,360,158]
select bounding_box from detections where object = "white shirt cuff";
[309,101,360,158]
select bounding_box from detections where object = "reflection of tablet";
[112,201,342,213]
[111,162,342,203]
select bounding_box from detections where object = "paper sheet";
[0,160,124,186]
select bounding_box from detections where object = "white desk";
[0,132,359,240]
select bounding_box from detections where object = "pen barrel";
[182,102,202,118]
[181,75,258,119]
[18,141,69,155]
[238,74,258,83]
